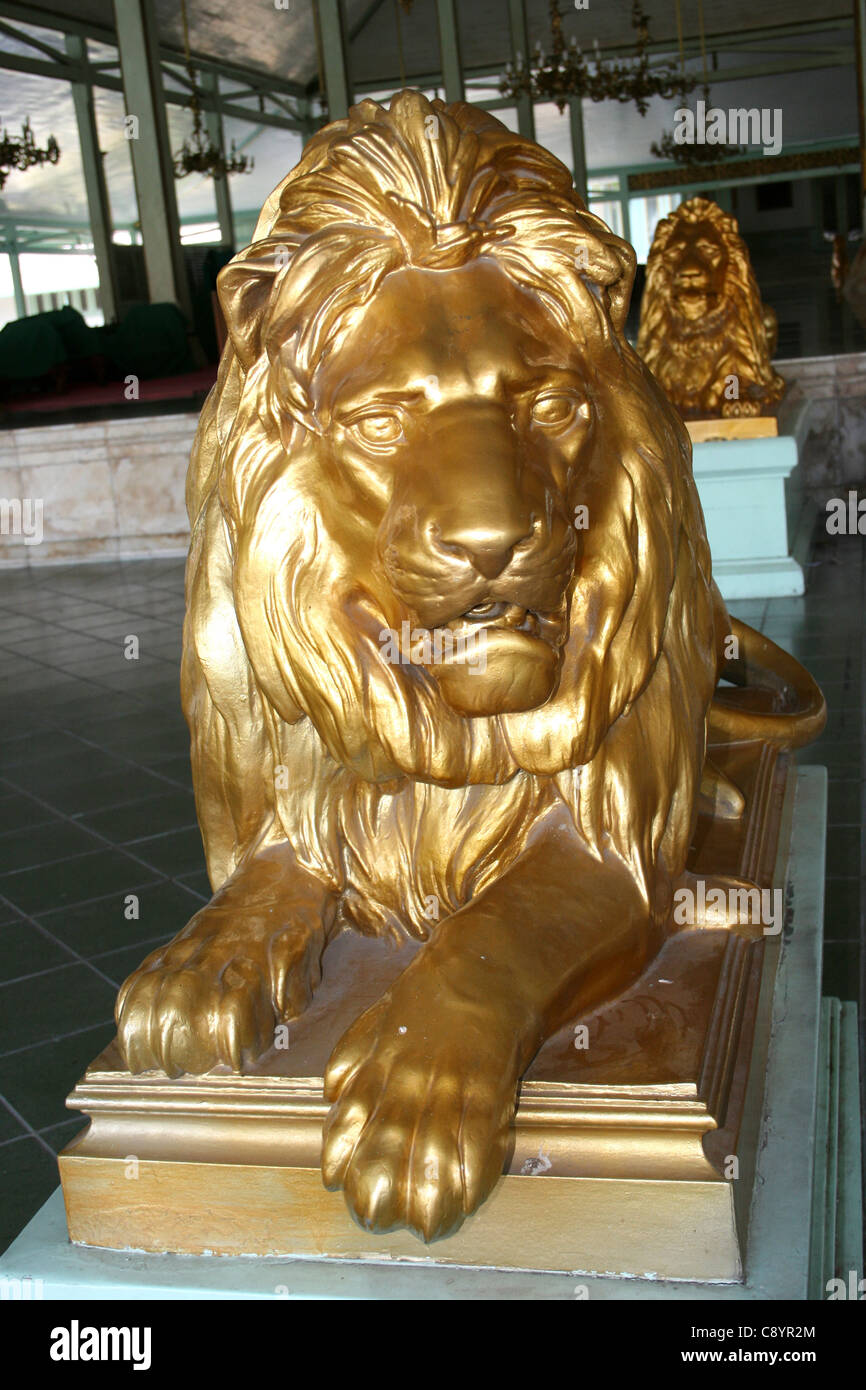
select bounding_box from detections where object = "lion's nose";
[439,525,530,579]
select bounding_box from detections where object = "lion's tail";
[708,615,826,749]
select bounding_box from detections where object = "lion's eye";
[350,413,404,447]
[530,393,580,429]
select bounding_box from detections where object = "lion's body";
[637,197,785,420]
[116,93,825,1240]
[181,95,718,941]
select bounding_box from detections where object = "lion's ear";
[217,239,293,371]
[604,237,637,333]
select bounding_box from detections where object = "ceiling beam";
[0,0,307,97]
[0,46,306,130]
[357,42,856,96]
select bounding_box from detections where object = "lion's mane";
[182,92,717,941]
[637,196,785,418]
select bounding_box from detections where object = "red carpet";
[2,367,218,415]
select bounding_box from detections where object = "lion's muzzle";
[376,402,575,715]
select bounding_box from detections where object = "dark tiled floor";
[0,557,209,1254]
[0,534,862,1255]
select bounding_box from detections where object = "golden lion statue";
[115,93,823,1242]
[637,196,785,420]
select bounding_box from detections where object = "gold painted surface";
[59,1160,741,1279]
[77,92,824,1248]
[687,417,779,443]
[62,747,791,1278]
[638,197,786,421]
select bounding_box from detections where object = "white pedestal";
[693,435,805,601]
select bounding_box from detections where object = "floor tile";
[821,942,861,1002]
[0,1102,27,1145]
[0,1137,59,1256]
[0,793,55,836]
[0,850,159,918]
[0,820,104,875]
[0,1022,116,1132]
[39,1117,88,1154]
[824,877,863,944]
[0,964,115,1053]
[78,791,197,844]
[125,826,206,877]
[35,768,173,817]
[0,922,75,983]
[34,879,204,958]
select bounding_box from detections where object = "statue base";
[57,743,797,1282]
[686,417,778,444]
[691,430,805,600]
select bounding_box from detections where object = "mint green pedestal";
[693,435,806,601]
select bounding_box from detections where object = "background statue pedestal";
[0,767,859,1297]
[689,420,807,601]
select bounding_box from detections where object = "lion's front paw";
[116,920,320,1076]
[321,992,518,1241]
[116,943,274,1076]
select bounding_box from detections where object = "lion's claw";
[322,992,516,1242]
[116,920,320,1076]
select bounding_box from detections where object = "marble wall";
[1,351,864,568]
[777,351,866,489]
[0,414,195,568]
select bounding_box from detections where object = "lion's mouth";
[456,601,539,635]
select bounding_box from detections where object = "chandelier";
[0,117,60,190]
[650,84,747,167]
[173,0,254,179]
[651,0,744,167]
[500,0,696,116]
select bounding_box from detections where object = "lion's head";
[637,196,785,419]
[182,92,718,938]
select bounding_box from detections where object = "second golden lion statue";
[115,93,823,1242]
[637,196,785,420]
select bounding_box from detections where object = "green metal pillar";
[65,34,120,323]
[436,0,464,103]
[201,70,234,247]
[507,0,535,139]
[855,0,866,227]
[8,244,26,319]
[569,97,587,203]
[317,0,353,121]
[112,0,191,317]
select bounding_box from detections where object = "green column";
[65,34,120,323]
[317,0,353,121]
[201,70,234,247]
[436,0,464,103]
[569,97,587,204]
[856,0,866,227]
[112,0,191,316]
[507,0,535,139]
[8,244,26,319]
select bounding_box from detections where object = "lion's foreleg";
[116,844,335,1076]
[321,811,661,1239]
